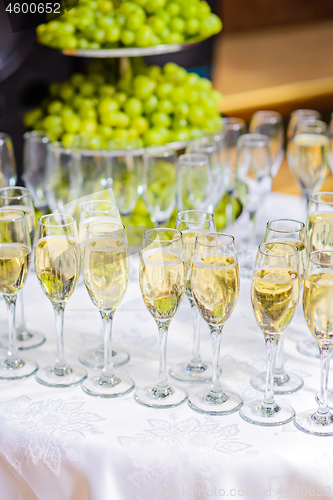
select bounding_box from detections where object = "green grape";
[43,115,62,131]
[57,35,77,49]
[47,100,63,115]
[156,82,173,99]
[98,97,119,115]
[78,38,90,49]
[198,78,213,91]
[108,112,130,128]
[119,1,138,15]
[99,84,116,97]
[172,117,188,129]
[201,97,217,117]
[114,92,128,107]
[212,89,222,104]
[60,106,75,119]
[181,2,199,19]
[96,0,113,14]
[96,124,113,139]
[145,0,166,13]
[82,134,103,150]
[200,14,222,37]
[81,118,97,133]
[150,34,161,45]
[120,30,135,46]
[62,114,81,133]
[186,88,200,104]
[47,20,60,32]
[116,13,126,27]
[72,95,84,109]
[198,1,211,18]
[166,2,180,16]
[155,10,170,23]
[147,16,165,33]
[36,24,47,37]
[56,23,75,35]
[124,97,143,118]
[133,75,156,99]
[88,73,105,86]
[126,10,146,30]
[151,112,171,128]
[128,128,139,140]
[160,27,171,42]
[190,127,204,139]
[89,42,102,49]
[171,128,190,142]
[185,73,201,86]
[105,25,121,43]
[186,18,200,36]
[171,87,186,103]
[62,133,77,148]
[49,82,61,97]
[79,107,97,120]
[143,127,165,146]
[33,120,45,131]
[146,65,161,80]
[170,17,185,34]
[165,32,184,44]
[118,77,133,94]
[143,94,158,114]
[135,25,154,47]
[188,105,205,125]
[113,129,130,140]
[157,99,174,114]
[80,81,96,97]
[23,108,43,128]
[96,14,115,29]
[131,116,149,135]
[174,102,189,117]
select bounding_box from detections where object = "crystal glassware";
[0,208,38,379]
[34,214,87,387]
[134,228,188,408]
[287,109,321,163]
[188,233,243,415]
[176,153,211,213]
[81,221,135,397]
[0,187,46,350]
[0,133,17,188]
[294,250,333,435]
[22,131,49,210]
[169,210,216,383]
[251,219,306,394]
[240,242,300,426]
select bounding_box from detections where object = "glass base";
[240,399,295,426]
[79,347,130,369]
[81,373,135,398]
[169,360,213,383]
[188,388,243,415]
[251,371,304,394]
[134,384,188,409]
[294,409,333,436]
[0,357,39,380]
[297,339,320,358]
[0,331,46,350]
[35,365,87,387]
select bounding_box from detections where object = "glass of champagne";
[142,147,177,227]
[251,219,306,394]
[0,133,17,188]
[0,187,46,350]
[135,228,188,408]
[290,120,330,206]
[78,200,129,369]
[34,214,87,387]
[294,250,333,435]
[176,153,211,213]
[188,233,242,414]
[0,208,38,379]
[249,111,284,178]
[22,131,49,211]
[81,221,135,397]
[240,242,300,426]
[169,210,215,383]
[287,109,321,164]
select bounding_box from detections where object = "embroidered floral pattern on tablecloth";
[0,396,105,477]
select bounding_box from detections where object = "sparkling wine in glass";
[0,187,46,350]
[34,214,87,387]
[81,221,135,397]
[134,228,188,408]
[169,210,215,383]
[0,208,38,379]
[188,233,243,415]
[251,219,306,395]
[287,109,321,167]
[294,251,333,436]
[240,242,300,426]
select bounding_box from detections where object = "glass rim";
[290,109,321,117]
[252,110,282,119]
[23,130,50,141]
[0,132,11,143]
[258,241,299,257]
[0,207,26,222]
[222,116,246,125]
[86,220,125,237]
[178,152,209,167]
[308,250,333,266]
[295,119,327,129]
[143,227,182,243]
[237,133,269,148]
[195,232,235,248]
[80,199,117,213]
[266,219,305,233]
[176,210,214,224]
[0,186,31,201]
[108,139,144,155]
[47,141,73,154]
[144,146,176,158]
[309,192,333,206]
[38,213,76,228]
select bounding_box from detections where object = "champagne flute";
[240,242,300,426]
[176,153,211,213]
[22,131,49,210]
[169,210,215,383]
[134,228,188,408]
[0,187,46,350]
[142,147,177,227]
[287,109,321,164]
[0,133,17,188]
[188,233,242,414]
[289,120,329,206]
[294,250,333,435]
[81,221,134,397]
[78,200,129,369]
[251,219,306,394]
[249,111,284,178]
[34,214,87,387]
[0,208,38,379]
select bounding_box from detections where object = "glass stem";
[209,326,224,394]
[53,302,68,375]
[100,310,116,381]
[274,336,285,375]
[4,294,19,361]
[263,336,279,407]
[316,344,332,417]
[99,321,104,353]
[191,303,201,365]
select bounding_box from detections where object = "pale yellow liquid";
[251,268,300,335]
[264,240,307,283]
[35,235,79,303]
[292,134,329,191]
[307,212,333,253]
[191,253,239,326]
[0,243,30,295]
[83,236,129,311]
[182,230,201,299]
[1,206,35,246]
[303,272,333,342]
[139,248,185,322]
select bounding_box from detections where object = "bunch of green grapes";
[36,0,222,50]
[23,59,222,148]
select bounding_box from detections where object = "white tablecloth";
[0,193,331,500]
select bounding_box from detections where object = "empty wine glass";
[0,187,46,350]
[240,242,300,426]
[0,133,17,188]
[0,208,38,379]
[22,131,49,210]
[81,221,134,397]
[142,147,177,227]
[169,210,215,383]
[176,153,211,212]
[251,219,306,394]
[249,111,284,178]
[134,228,188,408]
[34,214,87,387]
